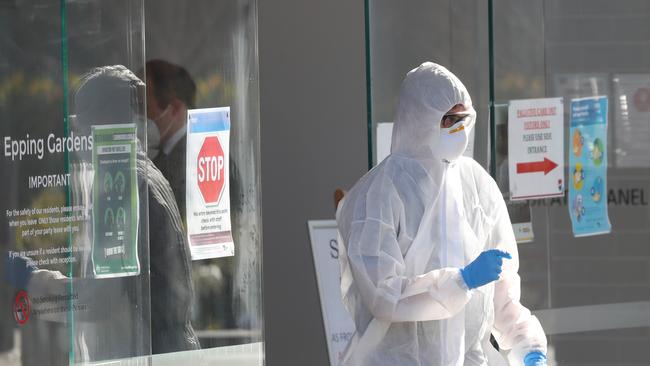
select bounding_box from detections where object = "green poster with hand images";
[92,124,140,278]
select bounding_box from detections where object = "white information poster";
[308,220,355,366]
[375,122,393,165]
[612,74,650,168]
[507,200,534,243]
[508,98,565,200]
[186,107,234,260]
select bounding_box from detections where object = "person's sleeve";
[341,182,472,323]
[489,196,547,365]
[147,166,200,352]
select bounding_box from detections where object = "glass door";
[491,1,650,364]
[0,1,263,364]
[366,1,650,364]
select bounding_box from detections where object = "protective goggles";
[441,112,471,129]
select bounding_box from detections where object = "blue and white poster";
[568,96,611,237]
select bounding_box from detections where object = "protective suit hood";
[391,62,476,164]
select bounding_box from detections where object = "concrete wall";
[257,1,368,365]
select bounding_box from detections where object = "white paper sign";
[375,122,393,165]
[186,107,234,260]
[308,220,355,366]
[613,74,650,168]
[508,98,565,200]
[506,200,534,243]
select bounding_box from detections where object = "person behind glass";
[6,65,200,359]
[145,59,197,217]
[77,65,200,355]
[336,62,547,366]
[144,61,246,333]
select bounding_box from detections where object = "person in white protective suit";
[336,62,548,366]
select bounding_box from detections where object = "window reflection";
[144,0,263,349]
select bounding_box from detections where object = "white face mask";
[146,119,161,159]
[153,105,173,138]
[146,105,173,159]
[435,121,470,163]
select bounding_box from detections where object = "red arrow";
[517,158,558,175]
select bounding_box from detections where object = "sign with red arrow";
[508,98,565,200]
[516,158,558,175]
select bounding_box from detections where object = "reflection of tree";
[195,73,234,108]
[0,72,84,105]
[497,72,544,99]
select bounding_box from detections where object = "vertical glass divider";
[488,0,496,178]
[364,0,373,170]
[59,0,75,362]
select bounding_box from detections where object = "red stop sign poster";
[186,107,234,260]
[197,136,226,204]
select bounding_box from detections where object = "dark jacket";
[144,156,199,353]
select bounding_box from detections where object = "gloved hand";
[524,351,547,366]
[460,249,511,289]
[5,255,37,290]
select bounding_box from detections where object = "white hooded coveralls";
[337,62,547,366]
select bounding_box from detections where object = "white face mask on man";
[145,105,172,159]
[146,119,161,159]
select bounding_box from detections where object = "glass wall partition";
[144,0,263,359]
[0,1,262,364]
[367,1,650,365]
[492,1,650,365]
[367,0,490,168]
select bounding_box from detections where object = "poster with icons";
[568,96,611,237]
[92,124,140,278]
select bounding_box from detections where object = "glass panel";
[1,0,263,364]
[1,0,149,364]
[492,0,650,364]
[369,1,650,365]
[144,0,263,357]
[368,0,490,167]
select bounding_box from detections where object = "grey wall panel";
[258,1,368,365]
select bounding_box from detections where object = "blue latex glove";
[524,351,547,366]
[5,255,37,290]
[460,249,511,289]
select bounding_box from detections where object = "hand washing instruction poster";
[568,96,611,237]
[92,124,140,278]
[186,107,234,260]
